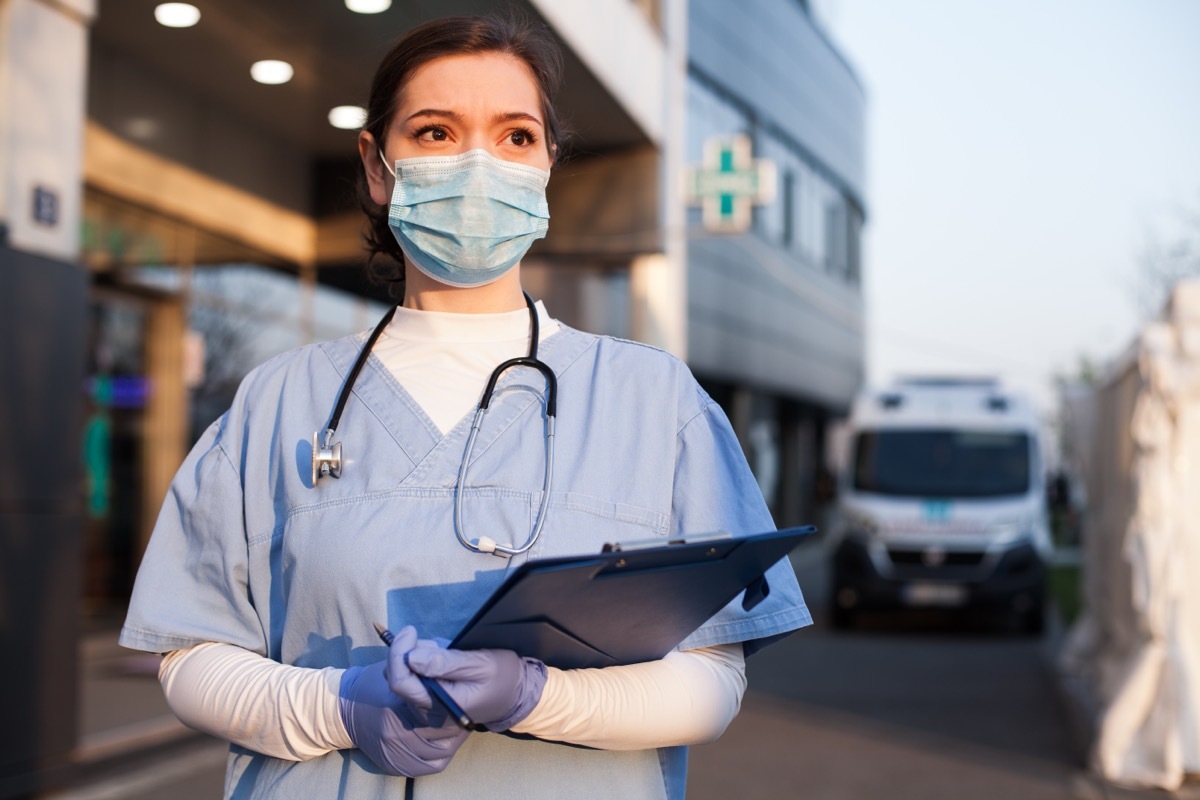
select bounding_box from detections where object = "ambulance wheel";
[1020,603,1046,636]
[830,586,857,630]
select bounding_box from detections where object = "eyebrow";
[493,111,544,127]
[404,108,544,128]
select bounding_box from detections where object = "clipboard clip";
[742,574,771,611]
[601,530,731,554]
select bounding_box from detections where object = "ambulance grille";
[887,549,986,567]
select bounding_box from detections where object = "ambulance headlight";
[988,520,1033,546]
[842,510,880,540]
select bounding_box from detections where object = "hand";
[398,641,547,732]
[338,628,469,776]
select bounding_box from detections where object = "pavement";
[75,632,192,766]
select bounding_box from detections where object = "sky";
[807,0,1200,413]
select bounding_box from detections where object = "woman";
[120,14,810,800]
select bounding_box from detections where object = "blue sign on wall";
[33,185,59,227]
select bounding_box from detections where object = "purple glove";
[338,627,469,776]
[396,641,547,732]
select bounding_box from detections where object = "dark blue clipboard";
[450,525,816,669]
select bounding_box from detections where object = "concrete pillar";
[142,299,188,558]
[0,0,93,260]
[0,0,95,796]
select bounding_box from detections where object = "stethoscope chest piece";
[312,429,343,484]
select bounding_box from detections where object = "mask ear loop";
[378,144,396,178]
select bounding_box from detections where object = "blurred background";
[1,0,1197,797]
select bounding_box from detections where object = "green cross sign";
[686,134,777,234]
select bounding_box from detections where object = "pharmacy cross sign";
[686,134,777,234]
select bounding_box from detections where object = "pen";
[373,622,474,729]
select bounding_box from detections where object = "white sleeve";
[159,643,353,761]
[509,643,746,750]
[161,641,745,757]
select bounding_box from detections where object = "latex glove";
[397,641,547,732]
[338,628,469,776]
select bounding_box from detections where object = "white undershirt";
[157,303,747,760]
[373,301,560,434]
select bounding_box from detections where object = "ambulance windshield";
[852,429,1031,498]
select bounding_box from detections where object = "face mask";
[380,148,550,288]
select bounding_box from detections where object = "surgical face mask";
[380,148,550,288]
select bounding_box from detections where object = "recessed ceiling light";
[328,105,367,130]
[345,0,392,13]
[251,60,294,85]
[154,3,201,28]
[126,118,160,140]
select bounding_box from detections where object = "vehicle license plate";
[902,582,967,607]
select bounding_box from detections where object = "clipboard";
[450,525,815,669]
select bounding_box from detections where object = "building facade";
[0,0,861,793]
[686,0,866,526]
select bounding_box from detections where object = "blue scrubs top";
[121,323,811,800]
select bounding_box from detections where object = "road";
[685,544,1180,800]
[57,542,1181,799]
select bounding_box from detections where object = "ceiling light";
[345,0,392,13]
[154,3,201,28]
[126,118,160,140]
[328,105,367,130]
[251,60,294,85]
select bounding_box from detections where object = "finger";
[383,626,418,678]
[394,625,418,651]
[420,722,471,743]
[383,626,416,685]
[386,628,432,707]
[407,646,495,682]
[411,728,470,759]
[403,640,448,674]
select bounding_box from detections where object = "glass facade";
[684,0,865,525]
[83,187,389,443]
[687,75,862,286]
[79,189,388,611]
[82,294,149,611]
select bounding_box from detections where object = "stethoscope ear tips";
[312,430,343,485]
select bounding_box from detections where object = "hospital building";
[0,0,864,793]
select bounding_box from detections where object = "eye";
[413,125,449,142]
[508,128,538,147]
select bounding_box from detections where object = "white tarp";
[1059,278,1200,790]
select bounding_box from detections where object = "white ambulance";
[830,378,1051,632]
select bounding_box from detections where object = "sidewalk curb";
[74,715,197,766]
[1039,606,1097,768]
[76,629,208,772]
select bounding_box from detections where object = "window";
[686,76,862,288]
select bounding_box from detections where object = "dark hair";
[357,14,566,296]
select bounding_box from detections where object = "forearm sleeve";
[509,643,746,750]
[159,642,354,760]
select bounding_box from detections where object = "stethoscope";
[312,292,557,558]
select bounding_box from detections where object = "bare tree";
[187,268,279,441]
[1136,196,1200,319]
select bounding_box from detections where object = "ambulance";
[830,378,1050,632]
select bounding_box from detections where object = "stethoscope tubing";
[315,292,556,559]
[453,292,556,557]
[454,403,555,557]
